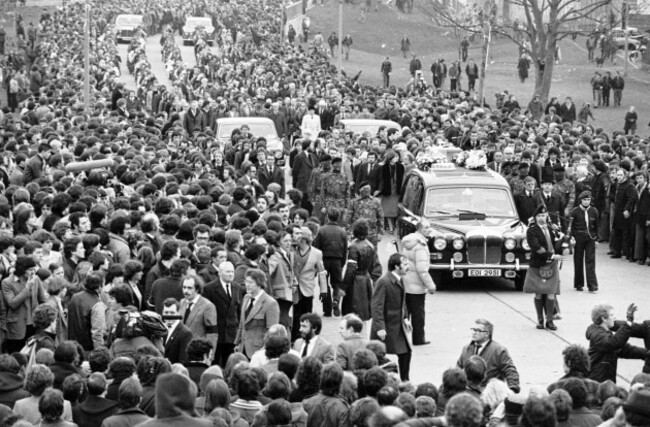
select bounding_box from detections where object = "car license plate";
[468,269,501,277]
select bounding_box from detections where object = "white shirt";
[167,320,180,340]
[221,280,232,298]
[299,335,320,357]
[301,114,322,136]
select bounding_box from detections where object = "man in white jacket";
[401,220,437,345]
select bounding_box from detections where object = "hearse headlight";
[434,238,447,251]
[504,238,516,250]
[452,238,464,250]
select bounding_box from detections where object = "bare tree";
[420,0,612,103]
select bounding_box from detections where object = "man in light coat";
[401,220,436,346]
[291,227,327,341]
[336,314,367,371]
[180,275,218,352]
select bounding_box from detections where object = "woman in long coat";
[524,205,563,331]
[379,150,404,233]
[341,220,382,322]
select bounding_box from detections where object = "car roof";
[116,14,143,19]
[216,117,274,125]
[340,119,401,128]
[186,17,212,23]
[412,166,511,188]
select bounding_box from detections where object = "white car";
[115,14,144,43]
[216,117,284,153]
[182,17,215,45]
[609,27,644,51]
[339,119,401,136]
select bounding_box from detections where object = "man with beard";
[293,313,335,364]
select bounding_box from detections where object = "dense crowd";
[0,0,650,426]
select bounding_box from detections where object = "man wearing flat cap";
[568,191,599,292]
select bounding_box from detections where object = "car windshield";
[424,187,517,218]
[218,123,277,140]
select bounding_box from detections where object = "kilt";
[523,261,561,295]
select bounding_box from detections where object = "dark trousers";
[405,293,426,344]
[611,220,634,257]
[214,342,235,368]
[397,351,412,381]
[468,77,476,91]
[322,257,344,316]
[574,236,598,290]
[634,223,650,261]
[300,194,313,216]
[599,211,610,241]
[382,73,390,88]
[626,321,650,374]
[292,294,313,342]
[4,325,34,354]
[278,299,294,333]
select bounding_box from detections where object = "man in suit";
[203,261,242,367]
[558,96,577,123]
[180,275,218,352]
[235,268,280,358]
[611,165,638,260]
[316,100,335,131]
[162,298,193,364]
[336,314,367,371]
[540,173,565,229]
[515,177,545,224]
[183,100,206,135]
[370,253,413,381]
[198,247,227,286]
[258,151,285,198]
[291,227,327,341]
[292,139,319,213]
[354,150,382,195]
[24,143,51,183]
[487,151,504,174]
[293,313,335,364]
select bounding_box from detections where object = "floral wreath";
[456,150,487,170]
[415,149,449,172]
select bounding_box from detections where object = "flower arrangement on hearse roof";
[415,147,487,172]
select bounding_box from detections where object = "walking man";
[612,71,625,107]
[401,220,437,346]
[313,207,348,316]
[370,253,413,381]
[342,33,353,60]
[381,57,392,88]
[466,59,479,91]
[568,191,599,292]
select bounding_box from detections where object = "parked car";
[339,119,401,136]
[396,162,530,290]
[609,27,646,51]
[215,117,284,154]
[115,14,144,43]
[182,16,215,45]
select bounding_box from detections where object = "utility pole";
[623,0,629,76]
[83,0,90,110]
[337,0,342,80]
[280,0,285,42]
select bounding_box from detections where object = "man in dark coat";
[72,373,120,427]
[291,139,319,213]
[354,151,382,195]
[515,177,544,224]
[540,173,564,229]
[257,151,285,198]
[590,160,610,241]
[456,319,520,392]
[370,253,413,381]
[313,207,348,317]
[558,97,577,123]
[611,166,637,259]
[183,100,206,135]
[0,355,30,408]
[586,303,649,383]
[162,298,194,364]
[409,54,422,77]
[634,172,650,264]
[203,261,242,367]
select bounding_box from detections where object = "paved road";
[116,34,197,92]
[117,29,650,393]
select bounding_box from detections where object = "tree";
[420,0,612,103]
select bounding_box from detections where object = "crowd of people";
[0,0,650,426]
